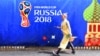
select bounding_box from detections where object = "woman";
[53,13,75,56]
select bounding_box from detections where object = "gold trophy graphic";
[19,1,32,27]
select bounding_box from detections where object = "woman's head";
[62,13,68,20]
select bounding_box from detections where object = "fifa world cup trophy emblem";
[19,1,32,27]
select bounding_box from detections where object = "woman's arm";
[54,26,61,29]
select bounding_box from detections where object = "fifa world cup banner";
[0,0,100,47]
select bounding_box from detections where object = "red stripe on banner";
[93,25,96,32]
[98,25,100,32]
[89,25,92,32]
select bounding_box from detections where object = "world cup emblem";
[19,1,32,27]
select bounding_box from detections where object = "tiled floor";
[0,50,100,56]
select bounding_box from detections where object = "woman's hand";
[54,26,61,29]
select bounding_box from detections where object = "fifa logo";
[19,1,32,27]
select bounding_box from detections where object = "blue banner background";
[0,0,100,46]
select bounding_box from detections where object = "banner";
[0,0,100,46]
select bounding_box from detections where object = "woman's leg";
[68,42,75,54]
[53,48,61,56]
